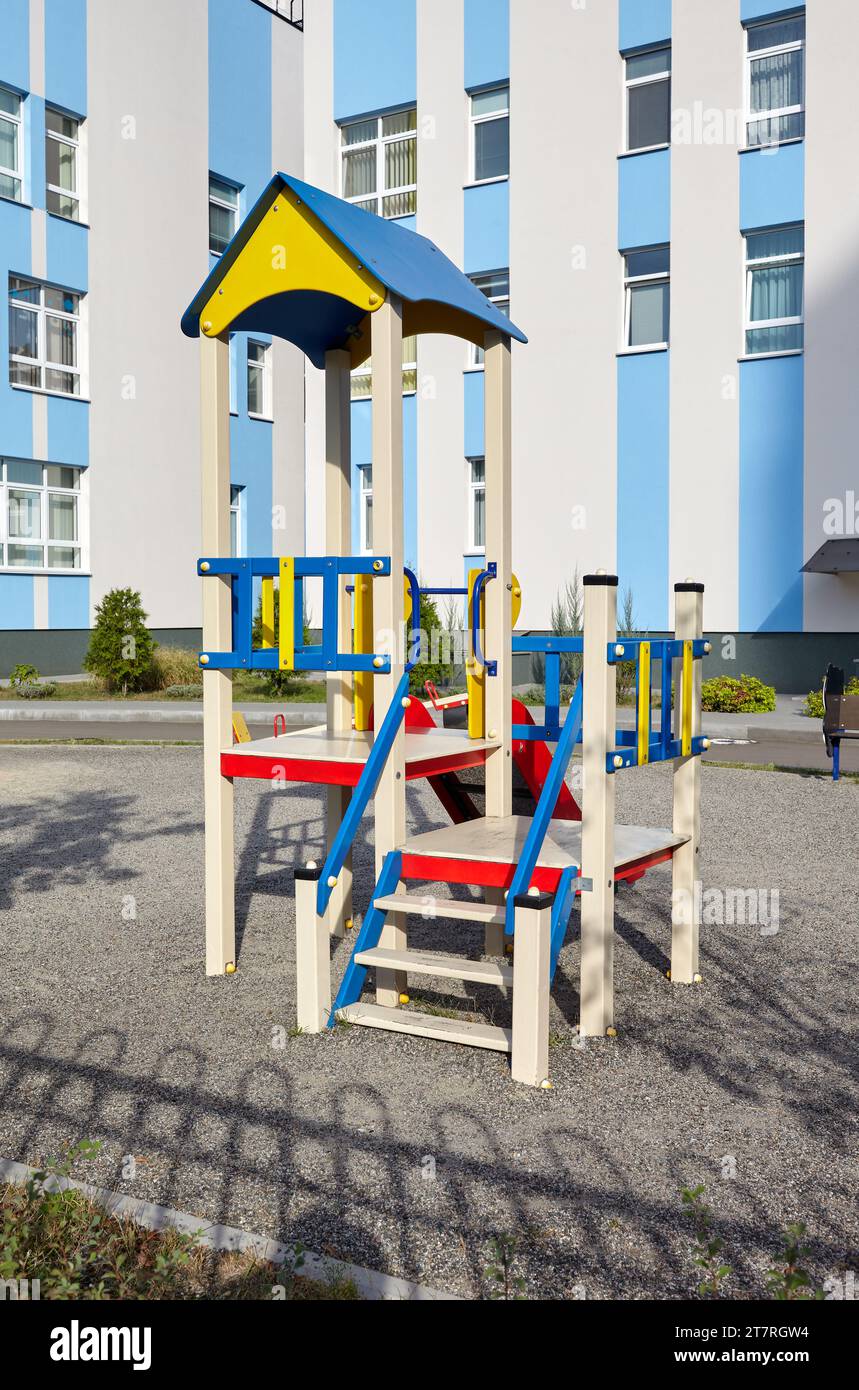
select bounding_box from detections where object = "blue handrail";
[316,670,410,916]
[505,677,584,935]
[470,563,497,676]
[403,566,422,673]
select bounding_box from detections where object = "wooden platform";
[220,724,500,786]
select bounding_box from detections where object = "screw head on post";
[613,755,624,770]
[372,560,384,572]
[200,654,210,666]
[373,657,384,669]
[614,644,625,658]
[306,860,318,871]
[327,876,337,889]
[200,561,210,573]
[704,641,712,654]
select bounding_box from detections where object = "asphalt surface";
[0,746,856,1300]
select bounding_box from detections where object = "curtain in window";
[385,136,415,192]
[750,50,802,114]
[49,494,76,542]
[750,263,803,322]
[8,490,41,539]
[343,147,375,199]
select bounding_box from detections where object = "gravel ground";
[0,745,856,1300]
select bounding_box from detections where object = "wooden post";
[201,334,235,976]
[325,350,354,939]
[483,332,513,957]
[371,297,407,1006]
[671,582,704,984]
[511,892,552,1086]
[295,866,330,1032]
[579,574,617,1036]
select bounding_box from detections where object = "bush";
[15,681,58,699]
[164,683,204,699]
[701,674,776,714]
[409,592,455,694]
[802,676,859,720]
[148,646,202,691]
[9,663,39,688]
[84,588,155,695]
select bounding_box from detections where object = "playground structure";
[822,663,859,781]
[182,173,710,1087]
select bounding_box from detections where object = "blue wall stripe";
[45,0,87,114]
[619,148,671,249]
[48,574,89,629]
[464,371,484,459]
[739,356,804,632]
[334,0,416,122]
[740,0,804,21]
[0,574,34,629]
[47,397,88,469]
[0,0,30,93]
[617,352,670,630]
[464,181,509,275]
[47,215,88,289]
[464,0,509,90]
[739,143,804,231]
[619,0,671,52]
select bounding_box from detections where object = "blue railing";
[512,635,583,743]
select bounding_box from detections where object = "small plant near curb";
[9,663,40,688]
[84,588,155,695]
[681,1185,732,1298]
[802,677,859,720]
[701,674,776,714]
[16,680,59,699]
[766,1223,824,1301]
[164,683,204,699]
[485,1233,526,1300]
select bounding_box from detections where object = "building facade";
[2,0,857,685]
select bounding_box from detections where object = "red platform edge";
[399,844,677,892]
[220,746,494,787]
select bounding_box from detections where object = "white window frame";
[209,175,240,255]
[744,226,804,357]
[0,458,86,573]
[45,106,84,222]
[359,465,373,554]
[468,457,486,553]
[247,339,272,419]
[0,86,23,203]
[469,85,510,185]
[624,47,671,155]
[230,484,244,558]
[468,270,510,368]
[622,248,670,351]
[9,275,86,398]
[340,109,417,220]
[744,16,805,150]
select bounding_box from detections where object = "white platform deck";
[402,816,687,871]
[224,724,500,768]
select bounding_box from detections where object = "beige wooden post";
[671,582,704,984]
[371,297,407,1006]
[579,575,617,1036]
[483,332,513,957]
[511,891,552,1086]
[325,350,354,939]
[295,867,330,1032]
[201,334,235,976]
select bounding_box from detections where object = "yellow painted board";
[637,641,651,766]
[232,712,252,745]
[279,557,296,671]
[511,571,522,629]
[261,577,275,649]
[681,639,693,757]
[353,576,374,732]
[466,567,486,741]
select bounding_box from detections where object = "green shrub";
[701,674,776,714]
[409,592,454,694]
[164,683,204,699]
[148,646,202,690]
[9,663,39,688]
[15,681,58,699]
[83,588,155,695]
[802,676,859,720]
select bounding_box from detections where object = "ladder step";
[337,1003,512,1053]
[355,947,512,987]
[372,893,505,925]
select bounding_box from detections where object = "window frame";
[45,105,83,222]
[359,465,373,554]
[468,270,510,368]
[744,15,806,150]
[340,109,417,220]
[624,46,672,154]
[0,458,85,573]
[0,85,23,203]
[469,85,510,185]
[622,247,670,352]
[209,175,241,256]
[8,275,85,398]
[743,224,805,357]
[468,456,486,553]
[247,339,273,420]
[230,484,244,558]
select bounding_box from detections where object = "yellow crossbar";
[637,641,651,765]
[681,639,693,757]
[353,576,374,731]
[279,557,295,671]
[261,577,275,649]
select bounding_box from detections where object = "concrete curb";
[0,702,328,727]
[0,1157,460,1301]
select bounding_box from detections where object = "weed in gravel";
[681,1185,732,1298]
[485,1233,527,1300]
[766,1223,824,1301]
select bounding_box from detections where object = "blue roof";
[181,173,526,368]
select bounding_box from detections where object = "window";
[209,176,239,255]
[745,14,805,148]
[470,86,509,183]
[625,47,671,152]
[0,87,23,202]
[468,458,485,551]
[9,276,83,395]
[623,247,670,349]
[341,110,417,219]
[247,340,272,418]
[744,225,804,356]
[46,107,81,220]
[350,335,417,401]
[1,459,83,570]
[468,270,510,367]
[359,466,373,553]
[230,485,244,557]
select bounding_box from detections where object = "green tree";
[83,588,155,695]
[408,592,454,694]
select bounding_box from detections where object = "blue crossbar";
[550,866,579,982]
[316,672,410,916]
[505,678,584,935]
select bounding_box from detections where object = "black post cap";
[295,865,323,883]
[583,574,619,588]
[513,891,555,911]
[675,582,705,593]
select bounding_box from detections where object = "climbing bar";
[512,636,583,744]
[261,576,276,649]
[636,640,651,766]
[681,639,694,758]
[470,563,497,676]
[279,556,296,671]
[607,637,707,664]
